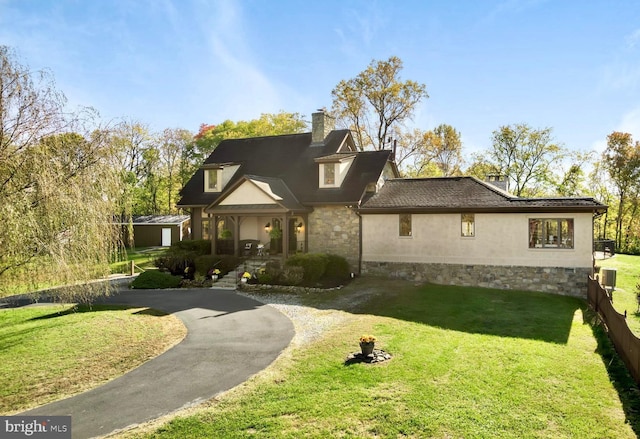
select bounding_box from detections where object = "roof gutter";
[357,206,608,214]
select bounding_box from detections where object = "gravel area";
[237,292,353,346]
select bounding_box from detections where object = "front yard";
[128,278,638,439]
[2,268,639,437]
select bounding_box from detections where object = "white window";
[205,169,220,192]
[461,214,475,237]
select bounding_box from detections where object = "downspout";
[356,207,363,275]
[592,209,605,275]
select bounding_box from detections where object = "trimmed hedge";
[282,253,350,286]
[324,254,351,283]
[131,270,182,289]
[285,253,329,284]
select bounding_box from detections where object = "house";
[177,110,398,268]
[178,109,606,297]
[358,177,606,297]
[118,215,191,247]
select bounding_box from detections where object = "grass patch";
[598,254,640,334]
[0,304,186,414]
[110,247,168,274]
[131,280,638,438]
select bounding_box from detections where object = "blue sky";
[1,0,639,155]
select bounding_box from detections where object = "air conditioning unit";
[600,268,617,291]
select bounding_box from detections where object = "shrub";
[256,260,283,285]
[281,266,304,286]
[286,253,329,284]
[324,254,351,283]
[257,271,275,285]
[172,239,211,255]
[155,239,213,275]
[193,255,244,277]
[131,270,182,289]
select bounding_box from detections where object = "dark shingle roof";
[359,177,607,213]
[177,130,392,208]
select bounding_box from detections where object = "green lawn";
[0,304,186,414]
[129,280,639,439]
[598,254,640,334]
[110,247,167,274]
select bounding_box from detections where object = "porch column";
[282,213,290,261]
[233,215,240,257]
[210,214,216,255]
[302,214,308,253]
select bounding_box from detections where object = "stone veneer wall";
[307,205,360,270]
[361,261,591,298]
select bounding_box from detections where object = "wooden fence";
[587,276,640,383]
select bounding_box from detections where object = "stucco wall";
[361,211,595,297]
[307,205,359,269]
[362,212,594,268]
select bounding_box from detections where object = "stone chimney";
[311,109,335,145]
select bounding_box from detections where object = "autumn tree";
[426,124,463,176]
[465,155,500,182]
[487,124,564,197]
[193,111,307,161]
[0,46,122,299]
[159,128,192,213]
[602,131,640,250]
[331,56,428,151]
[554,151,593,197]
[398,124,463,177]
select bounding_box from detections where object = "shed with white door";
[118,215,191,248]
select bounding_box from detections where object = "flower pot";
[360,342,375,356]
[240,278,248,284]
[212,274,218,282]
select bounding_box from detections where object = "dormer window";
[205,168,221,192]
[324,163,335,185]
[316,153,356,188]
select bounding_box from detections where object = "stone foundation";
[361,261,591,298]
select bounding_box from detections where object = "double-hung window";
[461,214,475,237]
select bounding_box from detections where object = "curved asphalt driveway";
[22,288,295,438]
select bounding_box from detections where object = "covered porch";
[205,210,309,260]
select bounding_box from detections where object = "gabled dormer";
[315,153,356,188]
[203,163,241,193]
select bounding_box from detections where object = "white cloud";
[618,107,640,139]
[192,0,285,120]
[626,28,640,49]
